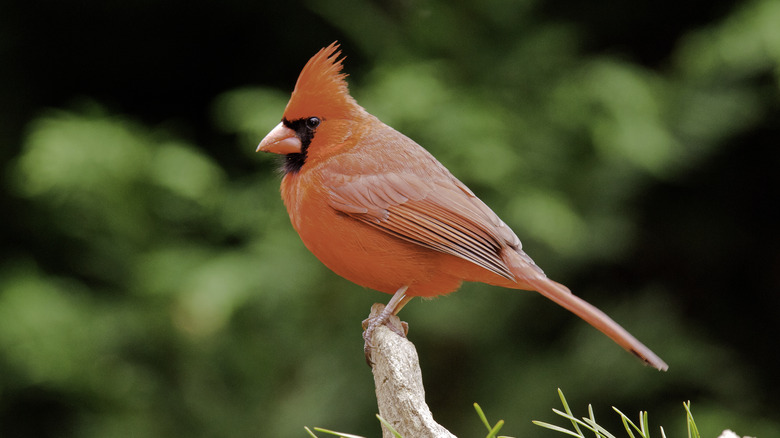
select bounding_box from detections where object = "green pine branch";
[533,389,699,438]
[304,389,697,438]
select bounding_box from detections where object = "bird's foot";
[362,303,408,366]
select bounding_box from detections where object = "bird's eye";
[306,117,320,130]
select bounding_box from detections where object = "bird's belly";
[293,208,464,297]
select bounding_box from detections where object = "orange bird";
[258,42,668,371]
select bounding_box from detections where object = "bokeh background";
[1,0,778,437]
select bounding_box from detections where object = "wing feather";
[325,171,517,280]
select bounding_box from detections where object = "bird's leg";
[363,285,410,339]
[362,285,412,364]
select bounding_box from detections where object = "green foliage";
[303,393,695,438]
[533,389,700,438]
[473,403,513,438]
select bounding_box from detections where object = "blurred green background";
[1,0,778,436]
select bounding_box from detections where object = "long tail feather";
[531,277,668,370]
[505,249,668,371]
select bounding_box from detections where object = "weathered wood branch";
[364,303,457,438]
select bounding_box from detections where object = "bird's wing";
[325,170,529,281]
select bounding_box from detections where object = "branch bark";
[365,303,457,438]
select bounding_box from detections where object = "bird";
[257,42,668,371]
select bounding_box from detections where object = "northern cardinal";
[257,42,668,371]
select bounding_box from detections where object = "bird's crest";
[283,42,358,121]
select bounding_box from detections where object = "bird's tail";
[504,249,668,371]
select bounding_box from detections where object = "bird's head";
[257,42,361,174]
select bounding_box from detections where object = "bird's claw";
[362,303,408,366]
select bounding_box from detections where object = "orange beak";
[257,122,302,154]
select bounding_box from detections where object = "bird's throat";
[283,152,307,174]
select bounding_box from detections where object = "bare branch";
[365,303,457,438]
